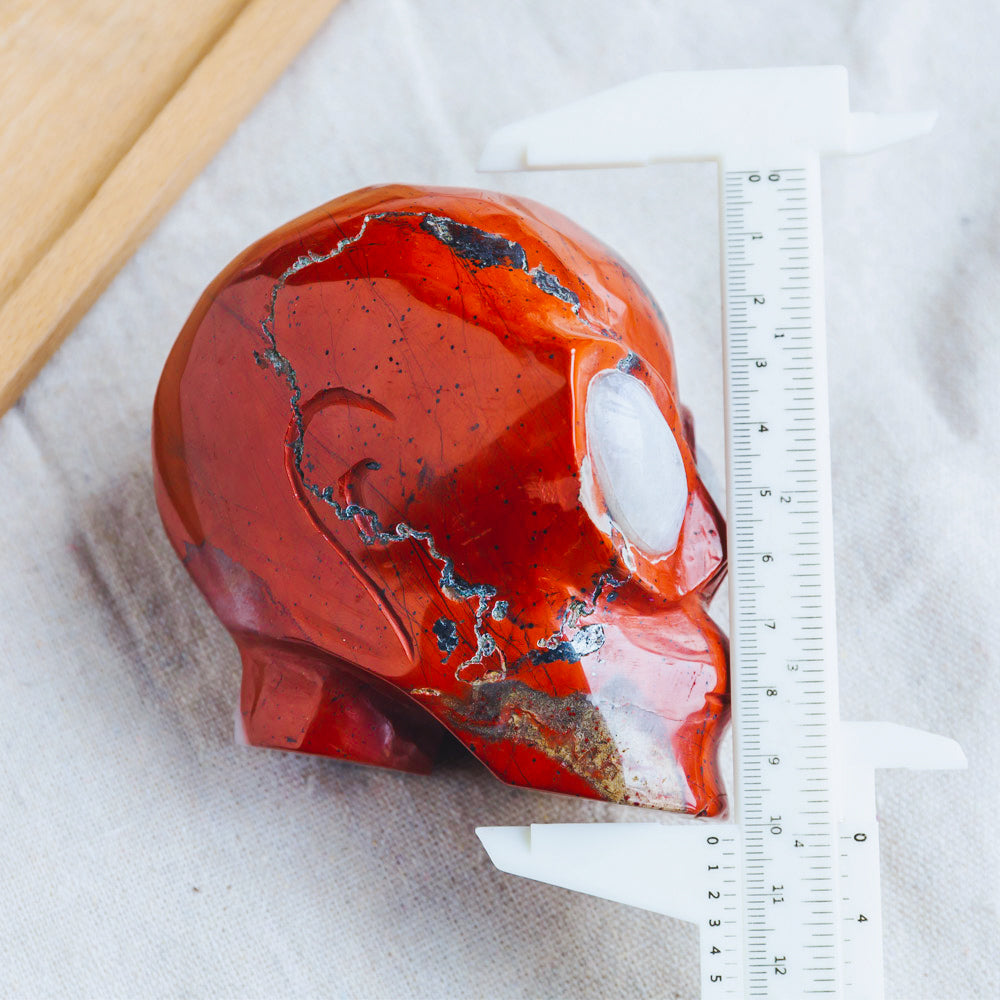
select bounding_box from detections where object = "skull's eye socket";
[585,369,688,557]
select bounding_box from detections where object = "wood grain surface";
[0,0,342,417]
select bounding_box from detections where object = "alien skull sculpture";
[153,185,729,815]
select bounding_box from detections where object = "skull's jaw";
[584,597,730,816]
[168,520,727,814]
[229,599,728,816]
[412,593,730,816]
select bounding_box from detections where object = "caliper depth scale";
[475,67,966,1000]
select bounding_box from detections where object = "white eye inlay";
[585,369,688,557]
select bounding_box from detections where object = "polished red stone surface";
[153,185,728,814]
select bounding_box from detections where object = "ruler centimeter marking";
[720,160,844,998]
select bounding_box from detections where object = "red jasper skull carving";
[153,185,729,815]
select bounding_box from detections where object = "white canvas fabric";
[1,2,997,997]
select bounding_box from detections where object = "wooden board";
[0,0,342,417]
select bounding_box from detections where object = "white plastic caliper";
[474,67,966,1000]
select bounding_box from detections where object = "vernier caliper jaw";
[477,721,966,1000]
[840,720,967,824]
[479,66,936,170]
[476,723,967,919]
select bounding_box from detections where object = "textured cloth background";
[1,2,997,997]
